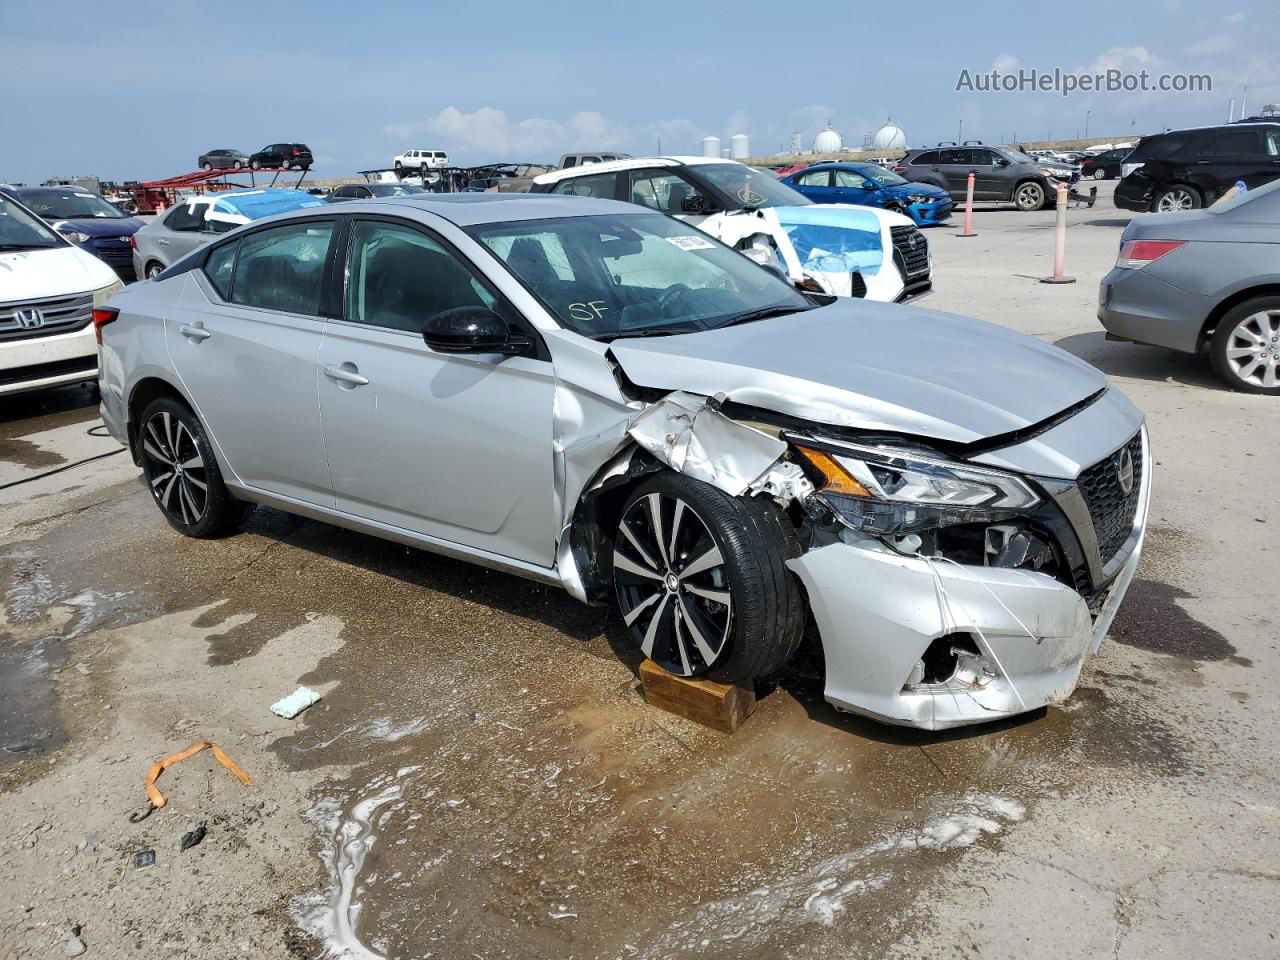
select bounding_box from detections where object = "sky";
[3,0,1276,185]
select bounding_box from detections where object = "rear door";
[316,216,556,565]
[158,202,210,262]
[935,148,975,194]
[166,218,336,505]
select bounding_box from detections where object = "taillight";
[892,165,908,173]
[129,234,138,249]
[92,307,119,344]
[293,147,301,156]
[1116,239,1186,269]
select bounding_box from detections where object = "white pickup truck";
[393,149,449,173]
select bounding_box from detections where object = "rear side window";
[204,242,238,299]
[550,172,617,199]
[344,220,495,332]
[562,156,578,168]
[230,220,333,315]
[1217,129,1261,157]
[796,169,831,186]
[910,151,939,164]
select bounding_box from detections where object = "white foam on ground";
[292,777,409,959]
[635,793,1025,956]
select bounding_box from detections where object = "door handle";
[179,322,211,341]
[157,238,172,245]
[324,363,369,386]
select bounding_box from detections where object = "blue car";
[781,162,953,226]
[1,185,144,278]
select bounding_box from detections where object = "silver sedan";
[96,194,1150,729]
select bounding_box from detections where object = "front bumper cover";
[787,426,1151,730]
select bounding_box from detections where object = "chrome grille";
[1077,432,1144,566]
[0,292,94,342]
[890,224,930,280]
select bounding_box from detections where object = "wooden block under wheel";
[638,659,756,734]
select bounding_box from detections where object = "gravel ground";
[1,182,1276,959]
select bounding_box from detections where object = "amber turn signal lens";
[795,446,872,497]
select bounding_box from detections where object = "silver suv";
[97,194,1150,730]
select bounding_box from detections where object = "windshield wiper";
[0,243,58,252]
[592,324,703,342]
[714,304,809,330]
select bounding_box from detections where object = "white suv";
[393,149,448,174]
[1,194,122,396]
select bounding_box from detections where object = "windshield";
[0,197,64,250]
[1001,147,1038,164]
[695,163,811,209]
[468,213,810,340]
[20,190,127,220]
[370,184,426,196]
[853,163,908,186]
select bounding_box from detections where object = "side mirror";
[422,307,529,355]
[680,195,706,213]
[861,181,877,190]
[994,157,1009,167]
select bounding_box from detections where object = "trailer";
[124,167,310,214]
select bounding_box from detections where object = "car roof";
[362,192,645,225]
[534,155,734,185]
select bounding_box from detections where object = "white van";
[1,194,123,396]
[393,149,448,173]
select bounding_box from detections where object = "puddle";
[1109,578,1249,666]
[0,436,66,472]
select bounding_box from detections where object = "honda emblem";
[13,308,46,330]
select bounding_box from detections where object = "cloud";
[1226,11,1244,23]
[383,106,703,161]
[1185,34,1233,56]
[992,53,1019,73]
[1085,46,1156,73]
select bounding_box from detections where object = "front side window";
[470,213,810,340]
[204,241,238,299]
[833,169,870,189]
[344,220,495,332]
[231,220,333,315]
[627,169,707,214]
[1217,129,1261,157]
[550,172,617,199]
[0,196,62,250]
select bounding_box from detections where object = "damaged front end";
[784,428,1151,730]
[560,385,1149,731]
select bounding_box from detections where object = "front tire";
[1013,180,1046,211]
[1210,297,1280,394]
[1092,167,1107,180]
[138,398,245,537]
[233,160,243,169]
[612,473,804,683]
[250,159,261,170]
[1153,185,1201,212]
[201,162,212,171]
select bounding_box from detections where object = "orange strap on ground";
[144,741,252,810]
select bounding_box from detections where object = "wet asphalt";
[2,188,1277,958]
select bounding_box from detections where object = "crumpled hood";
[609,299,1108,445]
[883,182,950,201]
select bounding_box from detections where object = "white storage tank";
[870,118,908,152]
[730,133,750,159]
[812,124,843,154]
[701,135,721,158]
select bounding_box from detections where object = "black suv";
[248,143,313,171]
[1114,123,1280,212]
[894,143,1075,211]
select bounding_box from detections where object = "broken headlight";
[795,441,1039,536]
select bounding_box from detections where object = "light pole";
[958,119,963,143]
[1085,110,1090,140]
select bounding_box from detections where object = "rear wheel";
[201,162,212,172]
[1013,180,1046,211]
[1210,296,1280,395]
[233,160,243,169]
[138,398,246,537]
[145,261,164,279]
[1154,185,1201,212]
[250,159,261,170]
[1092,167,1107,180]
[612,473,804,683]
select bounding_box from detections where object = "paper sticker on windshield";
[665,235,716,251]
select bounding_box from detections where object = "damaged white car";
[97,194,1149,730]
[530,157,932,303]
